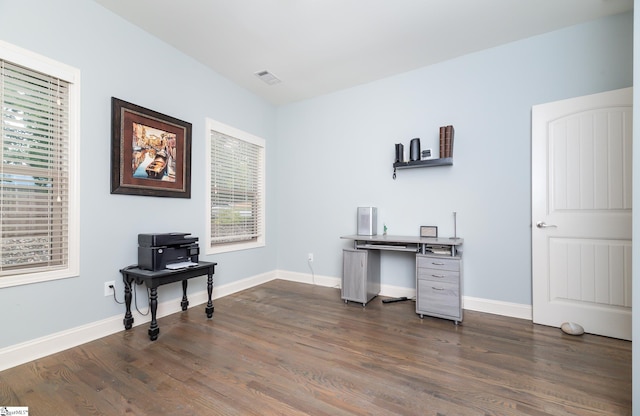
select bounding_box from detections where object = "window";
[206,118,265,254]
[0,41,80,288]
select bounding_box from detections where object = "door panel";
[532,87,632,340]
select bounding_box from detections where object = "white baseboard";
[463,295,532,320]
[0,269,531,372]
[276,269,341,289]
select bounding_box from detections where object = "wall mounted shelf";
[393,157,453,179]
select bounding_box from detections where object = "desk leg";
[148,287,159,341]
[181,280,189,311]
[205,271,214,318]
[123,275,134,330]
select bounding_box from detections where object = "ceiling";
[93,0,633,106]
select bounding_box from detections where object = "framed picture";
[110,97,192,198]
[420,226,438,238]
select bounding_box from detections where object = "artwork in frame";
[110,97,192,198]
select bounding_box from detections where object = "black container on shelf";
[409,138,420,161]
[395,143,404,163]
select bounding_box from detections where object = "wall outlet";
[104,281,115,297]
[307,253,314,262]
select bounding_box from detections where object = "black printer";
[138,232,200,271]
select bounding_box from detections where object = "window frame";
[205,118,265,255]
[0,40,80,288]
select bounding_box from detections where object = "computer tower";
[357,207,377,235]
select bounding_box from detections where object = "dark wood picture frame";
[111,97,192,198]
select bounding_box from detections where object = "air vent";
[254,70,281,85]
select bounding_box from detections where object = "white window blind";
[207,118,265,254]
[0,60,70,277]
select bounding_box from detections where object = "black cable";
[119,265,148,315]
[134,283,150,316]
[110,285,124,304]
[111,279,150,315]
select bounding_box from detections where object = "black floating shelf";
[393,157,453,170]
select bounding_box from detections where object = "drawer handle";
[432,274,446,278]
[431,262,445,265]
[432,286,445,291]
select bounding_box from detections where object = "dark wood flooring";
[0,280,631,415]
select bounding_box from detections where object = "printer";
[138,232,200,271]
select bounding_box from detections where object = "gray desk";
[341,234,462,256]
[340,235,463,323]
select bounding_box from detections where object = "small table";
[120,261,217,340]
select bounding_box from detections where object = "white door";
[531,87,632,341]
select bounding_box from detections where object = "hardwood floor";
[0,280,631,415]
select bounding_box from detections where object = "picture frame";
[110,97,192,198]
[420,226,438,238]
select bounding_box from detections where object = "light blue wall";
[0,1,633,354]
[276,12,633,304]
[0,0,278,348]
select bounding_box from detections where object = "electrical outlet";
[104,281,115,297]
[307,253,314,262]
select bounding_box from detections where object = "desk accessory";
[450,211,459,240]
[357,207,377,235]
[421,148,434,160]
[395,143,404,163]
[420,226,438,238]
[409,138,421,161]
[439,125,455,158]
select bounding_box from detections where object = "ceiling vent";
[254,70,281,85]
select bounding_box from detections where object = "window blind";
[210,130,263,245]
[1,60,70,276]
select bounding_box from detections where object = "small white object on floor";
[560,322,584,336]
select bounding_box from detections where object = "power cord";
[109,282,149,315]
[134,284,150,316]
[110,284,124,304]
[308,258,316,285]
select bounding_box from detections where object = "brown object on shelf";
[444,125,454,158]
[439,126,446,159]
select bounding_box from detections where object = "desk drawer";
[417,268,459,285]
[417,255,460,272]
[416,280,460,318]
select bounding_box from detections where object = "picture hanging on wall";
[110,97,192,198]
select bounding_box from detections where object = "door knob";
[536,221,557,228]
